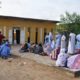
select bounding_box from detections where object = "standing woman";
[44,33,49,44]
[0,31,5,45]
[75,34,80,54]
[53,32,61,60]
[48,32,53,43]
[68,33,76,55]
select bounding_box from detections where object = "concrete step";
[52,65,80,77]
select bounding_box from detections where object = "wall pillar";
[24,27,26,42]
[42,28,44,44]
[1,27,4,35]
[0,27,2,33]
[40,28,43,43]
[30,28,36,43]
[25,27,28,42]
[20,27,25,44]
[4,26,6,37]
[6,27,9,39]
[38,28,42,43]
[8,29,13,44]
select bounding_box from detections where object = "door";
[28,28,30,43]
[35,28,38,44]
[12,27,20,44]
[16,30,20,44]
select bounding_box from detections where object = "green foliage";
[57,12,80,36]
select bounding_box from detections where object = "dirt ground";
[0,46,80,80]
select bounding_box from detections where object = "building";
[0,16,58,44]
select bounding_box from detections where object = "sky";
[0,0,80,21]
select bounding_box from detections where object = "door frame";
[12,27,20,44]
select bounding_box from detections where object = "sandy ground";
[0,45,80,80]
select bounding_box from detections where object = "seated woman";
[67,54,80,69]
[56,49,69,67]
[43,40,55,56]
[0,41,11,59]
[19,42,29,53]
[38,43,43,54]
[30,43,36,53]
[34,43,43,54]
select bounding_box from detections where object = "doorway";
[35,28,38,44]
[12,28,20,44]
[16,30,20,44]
[44,28,47,42]
[28,27,30,43]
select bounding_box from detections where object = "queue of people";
[19,32,80,69]
[56,33,80,69]
[1,30,80,69]
[42,32,80,69]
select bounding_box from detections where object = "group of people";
[20,32,80,69]
[19,42,43,55]
[55,33,80,69]
[0,29,80,69]
[42,32,80,69]
[0,32,11,59]
[43,32,61,59]
[19,32,55,55]
[19,32,61,58]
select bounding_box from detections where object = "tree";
[57,12,80,36]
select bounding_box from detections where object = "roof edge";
[0,15,60,23]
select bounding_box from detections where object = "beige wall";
[0,17,56,44]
